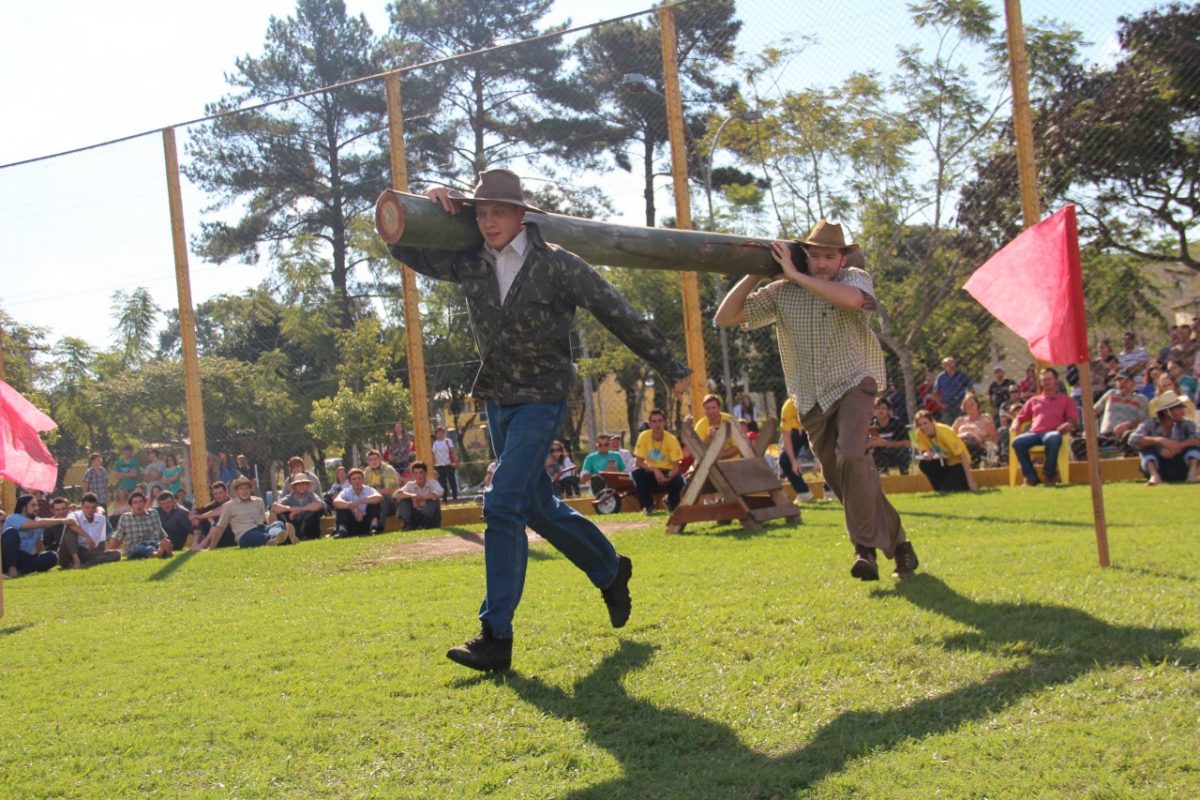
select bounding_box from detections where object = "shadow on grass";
[148,549,197,582]
[1109,563,1195,583]
[0,622,35,637]
[505,575,1198,798]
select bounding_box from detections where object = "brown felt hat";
[464,169,543,213]
[794,220,860,253]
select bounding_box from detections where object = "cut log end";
[375,191,407,245]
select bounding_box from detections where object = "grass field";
[1,483,1197,799]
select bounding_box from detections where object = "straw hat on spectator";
[1150,390,1186,415]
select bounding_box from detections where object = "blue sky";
[0,0,1158,349]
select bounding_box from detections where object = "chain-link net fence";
[2,0,1195,508]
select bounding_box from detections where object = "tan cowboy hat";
[794,220,861,253]
[1151,390,1186,414]
[463,168,543,213]
[289,474,314,487]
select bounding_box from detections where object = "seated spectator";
[217,450,239,485]
[1118,331,1150,375]
[868,397,912,475]
[1011,367,1078,486]
[2,494,61,577]
[732,392,755,423]
[1167,358,1197,404]
[1128,391,1200,485]
[1153,371,1198,422]
[1085,370,1149,457]
[362,449,400,516]
[779,397,816,503]
[394,461,444,530]
[694,394,740,461]
[952,393,999,466]
[189,481,235,550]
[608,433,636,472]
[108,487,131,529]
[82,452,109,507]
[284,456,322,496]
[1138,362,1164,401]
[579,433,628,496]
[195,476,294,549]
[324,465,349,514]
[270,475,326,541]
[160,452,184,497]
[235,454,256,490]
[332,468,383,538]
[108,490,174,559]
[631,408,685,515]
[40,495,73,553]
[913,410,977,492]
[1017,363,1038,397]
[59,493,121,569]
[545,440,581,498]
[154,490,194,551]
[934,357,974,424]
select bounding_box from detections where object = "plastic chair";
[1008,436,1071,486]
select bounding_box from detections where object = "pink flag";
[0,380,59,493]
[962,205,1089,364]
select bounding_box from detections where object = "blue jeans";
[238,522,286,548]
[126,541,161,559]
[480,400,620,639]
[1012,430,1065,482]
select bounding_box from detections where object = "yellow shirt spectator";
[633,429,683,470]
[693,411,733,441]
[914,422,968,466]
[780,397,803,433]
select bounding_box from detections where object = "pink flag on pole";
[0,380,59,493]
[962,205,1090,364]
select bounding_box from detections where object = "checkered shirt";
[83,466,109,502]
[743,268,887,416]
[114,510,166,550]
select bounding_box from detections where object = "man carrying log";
[383,169,691,672]
[715,222,918,582]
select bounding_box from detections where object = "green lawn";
[2,483,1197,799]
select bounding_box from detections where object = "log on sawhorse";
[666,417,798,534]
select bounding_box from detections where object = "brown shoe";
[446,624,512,672]
[1043,473,1059,487]
[892,541,919,579]
[850,546,879,581]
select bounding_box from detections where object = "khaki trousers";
[801,377,907,558]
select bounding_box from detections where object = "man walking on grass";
[382,169,690,672]
[716,221,918,581]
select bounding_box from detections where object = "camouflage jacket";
[389,222,691,404]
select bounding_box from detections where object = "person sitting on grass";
[270,475,326,541]
[2,494,62,577]
[108,490,174,559]
[578,433,627,496]
[189,481,233,550]
[332,468,383,538]
[1011,367,1078,487]
[393,461,444,531]
[59,493,121,569]
[155,490,194,552]
[194,476,294,549]
[1128,391,1200,486]
[868,396,912,476]
[913,410,978,492]
[631,408,685,515]
[40,496,73,553]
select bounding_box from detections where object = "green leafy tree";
[110,287,160,364]
[185,0,392,328]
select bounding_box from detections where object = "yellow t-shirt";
[633,430,684,470]
[694,411,733,441]
[915,422,967,466]
[780,398,803,432]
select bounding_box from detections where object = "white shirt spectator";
[338,484,380,514]
[432,438,455,468]
[68,508,109,547]
[399,478,444,500]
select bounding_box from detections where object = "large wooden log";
[376,189,780,276]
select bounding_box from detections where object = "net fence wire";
[1,0,1196,503]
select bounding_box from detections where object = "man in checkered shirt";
[716,221,919,581]
[109,490,173,559]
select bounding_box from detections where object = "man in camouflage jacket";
[386,169,690,672]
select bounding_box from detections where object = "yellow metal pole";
[162,127,211,510]
[1004,0,1108,566]
[385,73,433,467]
[0,325,15,513]
[659,5,708,419]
